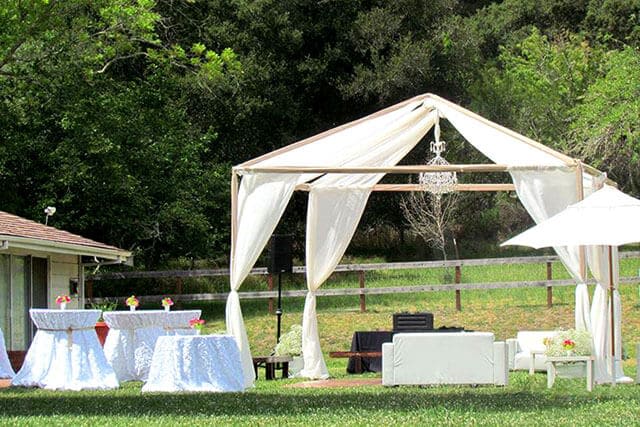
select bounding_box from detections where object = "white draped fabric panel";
[586,246,628,383]
[300,110,439,378]
[508,169,593,328]
[228,173,300,388]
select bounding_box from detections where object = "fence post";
[455,265,462,311]
[267,274,274,314]
[359,270,366,313]
[546,261,553,308]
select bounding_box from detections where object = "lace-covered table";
[0,328,15,379]
[12,309,118,390]
[142,334,245,393]
[103,310,201,382]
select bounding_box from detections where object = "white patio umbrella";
[502,185,640,384]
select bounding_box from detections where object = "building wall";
[3,249,82,309]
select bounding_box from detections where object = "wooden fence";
[86,252,640,312]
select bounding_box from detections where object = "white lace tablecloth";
[103,310,201,382]
[11,309,118,390]
[0,328,15,379]
[142,334,245,393]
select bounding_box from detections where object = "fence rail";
[86,251,640,311]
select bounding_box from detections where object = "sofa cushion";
[391,332,495,385]
[516,331,556,353]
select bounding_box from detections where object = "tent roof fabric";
[236,93,586,174]
[0,210,131,259]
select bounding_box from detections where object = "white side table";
[546,355,594,391]
[529,349,545,375]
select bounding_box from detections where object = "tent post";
[575,161,587,280]
[230,170,239,271]
[608,245,616,386]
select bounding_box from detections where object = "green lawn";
[2,259,640,425]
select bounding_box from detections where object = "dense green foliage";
[1,0,639,267]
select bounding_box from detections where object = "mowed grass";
[2,258,640,425]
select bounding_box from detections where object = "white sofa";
[382,332,508,386]
[506,331,557,372]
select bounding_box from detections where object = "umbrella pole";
[608,246,616,386]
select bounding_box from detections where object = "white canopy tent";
[227,93,613,386]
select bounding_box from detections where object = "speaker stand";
[276,272,283,343]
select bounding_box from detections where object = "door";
[30,257,48,339]
[0,254,49,351]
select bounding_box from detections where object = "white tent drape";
[586,246,629,383]
[300,110,438,378]
[228,173,300,387]
[508,169,592,330]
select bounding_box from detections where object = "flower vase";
[60,302,67,310]
[164,305,171,312]
[195,328,201,336]
[565,350,574,357]
[129,305,136,312]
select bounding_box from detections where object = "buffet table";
[103,310,201,382]
[12,309,118,390]
[0,328,15,379]
[142,334,244,393]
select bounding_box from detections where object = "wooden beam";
[238,164,513,174]
[576,160,587,281]
[295,183,516,192]
[230,171,239,278]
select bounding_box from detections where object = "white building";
[0,211,131,352]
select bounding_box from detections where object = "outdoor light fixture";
[418,120,457,194]
[44,206,56,225]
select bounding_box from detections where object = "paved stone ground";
[286,378,381,388]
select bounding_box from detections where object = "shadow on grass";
[0,386,634,417]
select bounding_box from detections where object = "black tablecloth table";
[347,331,393,374]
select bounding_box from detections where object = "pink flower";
[55,295,71,304]
[161,297,174,307]
[562,339,575,350]
[189,318,205,330]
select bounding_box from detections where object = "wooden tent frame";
[229,93,619,381]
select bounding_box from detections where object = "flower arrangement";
[125,295,139,311]
[161,297,174,311]
[55,295,71,305]
[544,329,592,357]
[189,318,205,331]
[274,324,303,357]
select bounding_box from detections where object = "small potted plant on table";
[544,329,592,378]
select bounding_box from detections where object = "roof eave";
[0,235,132,262]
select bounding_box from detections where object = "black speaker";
[268,234,292,274]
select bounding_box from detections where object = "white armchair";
[506,331,557,372]
[382,332,508,386]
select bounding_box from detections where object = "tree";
[400,191,459,261]
[569,47,640,194]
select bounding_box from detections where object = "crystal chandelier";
[418,120,457,194]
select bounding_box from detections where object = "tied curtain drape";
[300,110,438,379]
[586,246,628,383]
